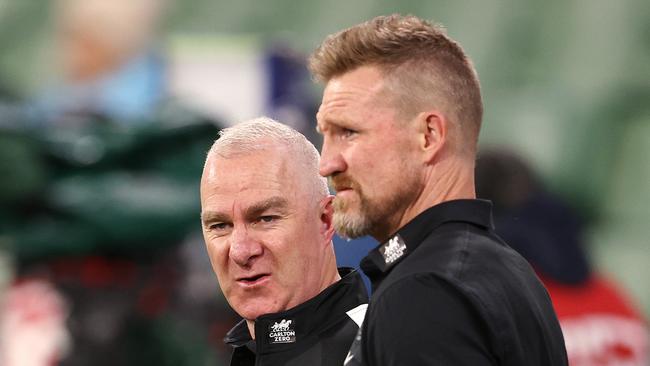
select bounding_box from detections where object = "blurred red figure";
[0,280,69,366]
[476,149,649,366]
[546,277,648,365]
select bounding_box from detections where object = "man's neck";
[373,158,476,243]
[246,320,256,340]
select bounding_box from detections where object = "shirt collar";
[361,199,494,278]
[224,267,367,354]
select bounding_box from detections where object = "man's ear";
[319,195,335,243]
[416,110,447,163]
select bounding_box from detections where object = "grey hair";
[207,116,329,197]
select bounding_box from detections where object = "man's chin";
[237,304,282,321]
[230,292,282,320]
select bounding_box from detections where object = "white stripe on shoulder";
[345,303,368,327]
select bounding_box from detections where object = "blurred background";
[0,0,648,365]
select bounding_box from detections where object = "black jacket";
[225,268,368,366]
[345,199,568,365]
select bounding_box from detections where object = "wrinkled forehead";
[205,146,283,178]
[202,146,313,198]
[317,67,399,125]
[321,67,387,104]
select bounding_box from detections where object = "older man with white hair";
[200,117,368,366]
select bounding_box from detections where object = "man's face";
[317,65,422,240]
[200,145,329,321]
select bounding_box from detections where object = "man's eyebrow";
[245,196,289,218]
[200,211,230,224]
[317,116,352,132]
[201,197,289,223]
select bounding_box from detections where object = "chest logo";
[268,319,296,344]
[380,234,407,265]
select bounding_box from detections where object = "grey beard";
[332,208,373,239]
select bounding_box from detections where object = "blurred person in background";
[311,14,568,365]
[476,148,649,366]
[200,117,368,366]
[29,0,166,125]
[264,43,320,143]
[0,0,232,364]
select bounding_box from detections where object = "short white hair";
[208,116,329,198]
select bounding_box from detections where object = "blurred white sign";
[168,34,268,126]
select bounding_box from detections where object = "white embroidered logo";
[381,235,406,264]
[268,319,296,344]
[270,319,292,332]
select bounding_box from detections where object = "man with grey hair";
[200,117,368,366]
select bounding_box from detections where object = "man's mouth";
[236,274,270,286]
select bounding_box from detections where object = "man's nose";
[229,226,263,266]
[319,139,347,178]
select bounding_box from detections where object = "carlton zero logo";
[380,234,407,265]
[268,319,296,344]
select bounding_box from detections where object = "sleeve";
[363,274,498,365]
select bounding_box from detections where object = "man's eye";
[253,215,280,226]
[342,128,357,138]
[209,222,230,231]
[259,216,276,223]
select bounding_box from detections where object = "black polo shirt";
[345,199,568,365]
[225,268,368,366]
